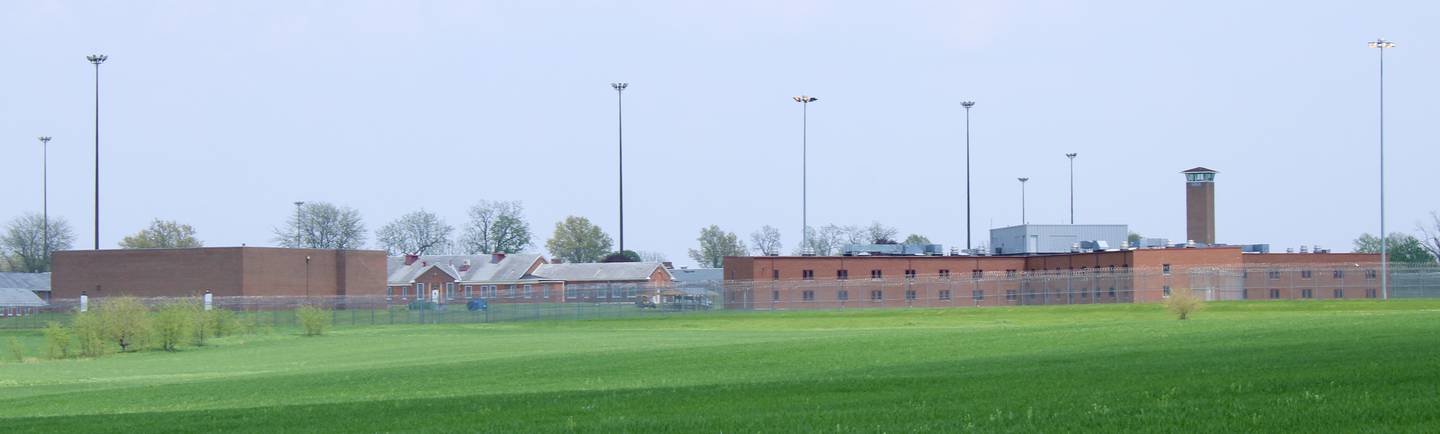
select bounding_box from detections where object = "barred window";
[802,270,815,280]
[939,269,951,279]
[837,269,849,280]
[939,290,952,300]
[871,270,883,280]
[905,269,917,280]
[1006,290,1018,301]
[870,290,883,301]
[1333,289,1344,299]
[1301,270,1313,279]
[972,290,984,301]
[1270,289,1281,299]
[905,290,917,301]
[837,290,849,301]
[1301,289,1313,299]
[802,290,815,301]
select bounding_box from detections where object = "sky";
[2,0,1438,267]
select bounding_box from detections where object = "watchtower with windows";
[1182,167,1217,245]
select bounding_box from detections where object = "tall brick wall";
[51,247,385,299]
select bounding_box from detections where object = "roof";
[1181,167,1218,173]
[529,262,671,282]
[0,288,47,307]
[667,267,723,284]
[0,272,50,292]
[387,254,545,284]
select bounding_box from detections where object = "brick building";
[385,253,673,304]
[722,248,1382,310]
[50,247,387,299]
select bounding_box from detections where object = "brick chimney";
[459,259,471,272]
[491,252,506,264]
[404,254,420,266]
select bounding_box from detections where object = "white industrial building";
[990,224,1128,255]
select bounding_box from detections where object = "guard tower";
[1182,167,1217,245]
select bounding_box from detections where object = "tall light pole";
[611,82,628,252]
[87,54,107,250]
[1369,38,1395,300]
[794,95,818,253]
[292,201,306,247]
[962,101,975,251]
[1018,177,1030,225]
[38,136,52,268]
[1066,153,1077,224]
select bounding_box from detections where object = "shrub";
[211,309,239,338]
[97,296,152,352]
[183,299,213,346]
[408,300,437,311]
[6,337,24,362]
[153,302,194,352]
[72,311,110,357]
[43,322,72,359]
[1164,287,1205,320]
[295,306,330,336]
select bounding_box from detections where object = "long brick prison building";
[721,247,1382,310]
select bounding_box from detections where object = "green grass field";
[1,300,1437,432]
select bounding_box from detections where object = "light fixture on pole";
[611,82,628,252]
[38,136,52,269]
[87,54,107,250]
[1368,38,1395,300]
[794,95,818,253]
[1018,177,1030,225]
[962,101,975,251]
[1066,153,1077,225]
[292,201,306,247]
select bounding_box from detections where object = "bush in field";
[295,306,330,336]
[182,299,213,346]
[210,308,240,338]
[97,296,152,352]
[43,322,72,359]
[6,337,24,362]
[1164,287,1205,320]
[153,302,194,352]
[72,311,110,357]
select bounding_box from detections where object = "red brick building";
[722,248,1382,310]
[50,247,387,299]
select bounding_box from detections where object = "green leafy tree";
[72,312,109,357]
[1,213,76,272]
[1128,232,1143,247]
[688,225,747,268]
[119,219,203,249]
[275,202,367,249]
[43,322,72,359]
[602,250,641,263]
[1354,233,1436,264]
[296,306,330,336]
[98,297,152,352]
[461,200,533,254]
[903,234,932,245]
[153,302,194,352]
[544,216,613,263]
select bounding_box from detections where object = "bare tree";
[376,210,453,256]
[688,225,747,268]
[274,202,367,249]
[840,225,867,245]
[795,225,844,256]
[866,221,899,244]
[636,251,669,263]
[1,213,76,272]
[119,219,203,249]
[461,200,533,254]
[1419,212,1440,262]
[750,225,782,256]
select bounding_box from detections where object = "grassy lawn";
[1,300,1437,432]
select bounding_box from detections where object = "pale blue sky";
[3,1,1437,266]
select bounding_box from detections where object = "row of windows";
[1248,270,1378,280]
[1242,288,1379,299]
[776,267,1147,281]
[387,283,544,300]
[770,289,1114,302]
[565,287,642,299]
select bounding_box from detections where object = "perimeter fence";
[3,265,1440,330]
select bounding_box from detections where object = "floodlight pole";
[962,101,975,251]
[88,54,107,250]
[611,82,628,252]
[39,136,52,268]
[1368,38,1395,300]
[794,95,818,252]
[1066,153,1077,224]
[1018,177,1030,225]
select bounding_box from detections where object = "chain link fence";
[3,265,1439,329]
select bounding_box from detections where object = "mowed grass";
[1,301,1438,433]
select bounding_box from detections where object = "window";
[543,286,551,299]
[1333,289,1344,299]
[1162,264,1171,275]
[1243,270,1249,279]
[1163,285,1171,297]
[905,290,917,301]
[487,286,497,298]
[1365,270,1378,279]
[939,290,952,301]
[1334,270,1345,279]
[771,290,780,301]
[802,290,815,301]
[1006,269,1018,278]
[972,269,984,280]
[939,269,951,279]
[1268,270,1281,280]
[414,283,424,299]
[972,290,984,301]
[905,269,917,280]
[802,270,815,280]
[837,269,849,280]
[1006,290,1018,301]
[1270,289,1281,299]
[464,285,473,299]
[772,270,780,281]
[386,286,394,300]
[566,287,577,299]
[1301,289,1313,299]
[524,284,533,299]
[1301,270,1312,279]
[1365,288,1378,299]
[870,290,883,301]
[507,285,516,298]
[1108,287,1116,298]
[837,290,849,301]
[1242,289,1249,300]
[871,270,883,280]
[446,282,456,300]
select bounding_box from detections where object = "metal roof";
[387,254,544,284]
[529,262,670,282]
[1181,167,1218,173]
[667,267,723,284]
[0,288,46,307]
[0,272,49,292]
